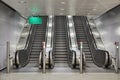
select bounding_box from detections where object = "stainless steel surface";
[6,42,10,73]
[115,42,119,73]
[38,51,42,66]
[67,16,78,50]
[87,18,106,50]
[16,24,31,50]
[80,42,83,73]
[45,15,54,66]
[42,42,46,73]
[2,0,120,17]
[67,16,82,66]
[0,2,25,70]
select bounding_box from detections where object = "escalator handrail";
[48,50,53,66]
[83,16,110,67]
[24,25,33,49]
[15,50,19,67]
[70,50,76,65]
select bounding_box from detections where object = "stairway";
[29,16,47,63]
[73,16,93,63]
[54,16,68,64]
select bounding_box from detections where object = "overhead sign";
[28,16,42,24]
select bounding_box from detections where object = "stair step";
[54,61,67,63]
[55,50,67,52]
[85,55,92,58]
[55,46,67,48]
[86,57,92,60]
[55,58,68,61]
[55,42,66,44]
[86,61,93,63]
[55,54,67,57]
[55,52,67,55]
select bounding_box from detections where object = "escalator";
[14,16,47,72]
[73,16,112,72]
[49,16,79,73]
[53,16,68,67]
[73,16,93,63]
[29,17,47,64]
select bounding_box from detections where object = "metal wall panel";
[95,6,120,67]
[0,2,25,70]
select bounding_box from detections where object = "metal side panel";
[95,6,120,68]
[0,2,26,70]
[87,18,106,50]
[16,24,31,50]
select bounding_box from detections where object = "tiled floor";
[0,72,120,80]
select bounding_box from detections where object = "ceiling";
[2,0,120,18]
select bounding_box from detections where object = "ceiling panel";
[2,0,120,18]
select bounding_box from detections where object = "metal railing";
[79,42,83,73]
[42,42,46,73]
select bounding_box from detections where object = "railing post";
[115,42,119,73]
[80,42,83,73]
[6,41,10,73]
[42,42,46,73]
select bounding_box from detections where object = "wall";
[95,5,120,67]
[0,2,25,70]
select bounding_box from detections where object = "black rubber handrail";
[24,25,33,49]
[69,50,76,68]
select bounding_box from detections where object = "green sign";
[28,16,42,24]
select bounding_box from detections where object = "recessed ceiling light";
[60,8,64,10]
[19,1,26,4]
[49,15,53,18]
[68,15,72,18]
[93,8,97,11]
[87,13,90,15]
[60,13,63,15]
[61,2,66,4]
